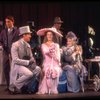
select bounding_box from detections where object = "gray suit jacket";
[11,38,34,67]
[10,38,35,84]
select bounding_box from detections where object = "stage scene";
[0,1,100,99]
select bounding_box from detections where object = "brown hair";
[43,31,57,43]
[5,15,14,22]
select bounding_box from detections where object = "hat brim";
[37,28,63,37]
[54,21,63,24]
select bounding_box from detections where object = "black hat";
[54,17,63,24]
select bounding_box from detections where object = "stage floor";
[0,84,100,99]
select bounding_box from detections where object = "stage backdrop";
[0,1,100,48]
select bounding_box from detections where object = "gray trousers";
[14,66,41,89]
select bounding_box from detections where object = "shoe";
[9,84,15,92]
[36,92,43,94]
[14,87,21,94]
[9,84,21,94]
[50,91,58,94]
[4,88,10,91]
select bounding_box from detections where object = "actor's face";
[67,38,75,47]
[23,33,32,42]
[54,23,62,30]
[5,18,14,28]
[46,31,53,41]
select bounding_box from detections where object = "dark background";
[0,1,100,48]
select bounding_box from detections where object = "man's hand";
[29,58,36,65]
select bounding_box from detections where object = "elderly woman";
[61,31,87,93]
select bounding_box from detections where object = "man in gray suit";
[9,26,41,93]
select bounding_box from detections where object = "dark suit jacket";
[0,27,19,54]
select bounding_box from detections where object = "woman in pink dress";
[37,28,63,94]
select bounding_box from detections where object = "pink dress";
[38,42,62,94]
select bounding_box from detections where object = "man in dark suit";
[52,17,63,47]
[0,16,19,91]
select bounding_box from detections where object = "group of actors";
[0,15,88,94]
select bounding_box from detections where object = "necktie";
[8,28,12,34]
[23,42,28,55]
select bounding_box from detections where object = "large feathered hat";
[37,27,63,37]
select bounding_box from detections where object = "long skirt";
[63,65,81,93]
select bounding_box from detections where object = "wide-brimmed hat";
[19,26,32,36]
[66,31,77,41]
[37,27,63,37]
[54,17,63,24]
